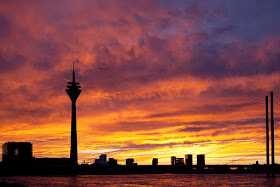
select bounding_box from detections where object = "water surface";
[0,174,279,186]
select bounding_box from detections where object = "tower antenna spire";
[73,61,75,82]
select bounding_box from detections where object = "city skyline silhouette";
[1,66,278,176]
[1,63,279,168]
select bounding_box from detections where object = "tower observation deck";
[66,62,81,165]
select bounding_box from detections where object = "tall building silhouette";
[66,62,82,165]
[171,156,176,166]
[152,158,158,166]
[197,154,205,165]
[185,154,193,166]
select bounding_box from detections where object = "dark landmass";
[0,163,278,176]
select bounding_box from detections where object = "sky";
[0,0,280,165]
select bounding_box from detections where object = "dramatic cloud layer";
[0,0,280,165]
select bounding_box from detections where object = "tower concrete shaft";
[66,62,81,165]
[266,96,269,177]
[271,92,275,177]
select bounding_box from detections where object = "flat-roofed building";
[108,158,117,165]
[171,156,176,166]
[152,158,158,166]
[185,154,193,166]
[175,158,184,165]
[197,154,205,165]
[2,142,33,164]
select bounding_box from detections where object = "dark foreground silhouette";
[0,163,279,176]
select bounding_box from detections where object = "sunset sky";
[0,0,280,165]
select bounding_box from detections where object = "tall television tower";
[66,62,82,165]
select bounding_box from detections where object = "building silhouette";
[185,154,193,166]
[171,156,176,165]
[126,158,134,166]
[2,142,33,164]
[176,158,184,165]
[66,62,82,165]
[2,142,72,166]
[197,154,205,165]
[95,154,107,165]
[108,158,118,165]
[152,158,158,166]
[171,156,184,165]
